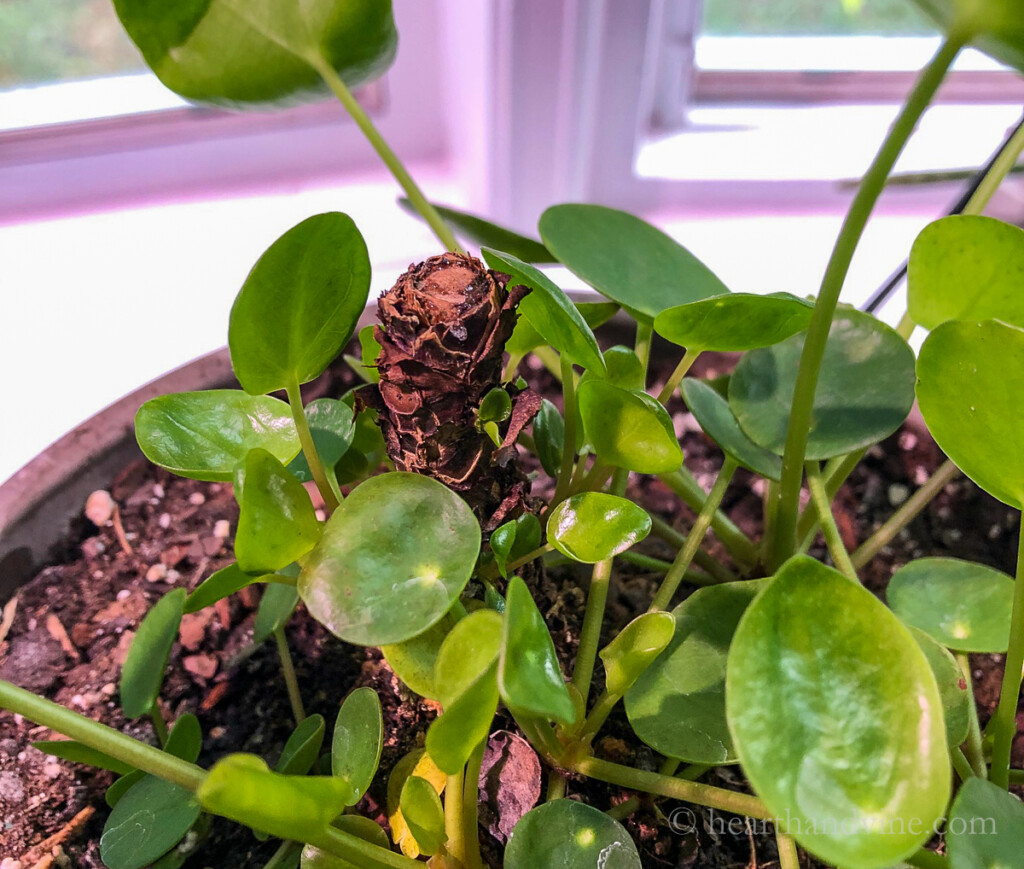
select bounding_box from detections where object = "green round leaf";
[599,611,676,696]
[229,213,371,395]
[333,687,384,804]
[547,493,651,563]
[288,399,356,484]
[909,0,1024,73]
[136,390,300,482]
[31,741,135,777]
[185,562,276,614]
[654,293,813,351]
[887,558,1015,653]
[399,775,445,856]
[917,318,1024,508]
[947,777,1024,869]
[435,610,503,707]
[121,588,186,719]
[577,380,683,474]
[425,664,499,775]
[165,713,203,763]
[626,580,764,763]
[381,622,448,700]
[505,800,641,869]
[491,513,542,579]
[726,557,950,869]
[499,577,576,725]
[593,346,645,391]
[539,204,729,322]
[101,774,199,869]
[478,387,513,426]
[235,449,321,574]
[682,379,782,480]
[299,473,481,645]
[729,309,915,460]
[112,0,397,107]
[482,248,606,373]
[533,400,564,478]
[277,714,326,776]
[908,215,1024,331]
[907,626,971,749]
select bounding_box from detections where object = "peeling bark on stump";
[362,252,540,530]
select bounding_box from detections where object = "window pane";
[0,0,145,90]
[703,0,931,36]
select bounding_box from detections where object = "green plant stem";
[905,850,950,869]
[851,459,960,569]
[658,468,758,569]
[805,461,858,581]
[573,557,614,699]
[1010,769,1024,785]
[618,550,715,586]
[150,699,169,747]
[656,348,701,404]
[635,323,653,381]
[989,519,1024,788]
[963,115,1024,215]
[776,831,800,869]
[504,544,554,576]
[952,746,976,782]
[795,448,867,552]
[769,35,964,569]
[578,689,620,743]
[651,458,738,611]
[445,769,466,866]
[547,771,567,802]
[574,756,770,819]
[462,741,485,869]
[274,627,306,725]
[551,356,579,510]
[648,515,738,584]
[957,652,988,779]
[310,58,461,253]
[606,759,684,820]
[264,840,302,869]
[580,460,615,493]
[533,346,564,381]
[286,379,340,514]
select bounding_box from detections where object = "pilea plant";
[3,1,1024,868]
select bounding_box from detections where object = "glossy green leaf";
[32,740,135,776]
[600,611,676,696]
[917,318,1024,508]
[887,558,1015,653]
[135,390,299,482]
[332,687,383,803]
[627,580,764,763]
[344,324,382,386]
[235,449,321,574]
[908,215,1024,330]
[113,0,397,107]
[947,777,1024,868]
[577,380,683,473]
[547,493,651,563]
[682,379,782,480]
[288,399,356,484]
[184,562,275,614]
[594,346,645,391]
[334,405,387,486]
[121,588,186,718]
[505,800,641,868]
[507,300,619,358]
[533,399,564,478]
[198,754,354,841]
[491,514,542,579]
[253,581,300,644]
[907,626,970,749]
[539,204,729,322]
[399,775,445,856]
[730,309,915,460]
[726,557,950,869]
[909,0,1024,73]
[435,610,503,707]
[106,770,145,808]
[655,292,813,351]
[229,213,371,395]
[398,198,555,263]
[165,713,203,763]
[277,714,325,775]
[381,621,448,700]
[425,664,499,775]
[478,387,512,426]
[101,774,200,869]
[498,577,576,725]
[483,248,606,373]
[300,472,481,645]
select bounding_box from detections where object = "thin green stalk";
[770,36,964,569]
[897,309,916,340]
[310,57,461,253]
[274,627,306,725]
[962,115,1024,215]
[651,459,738,611]
[648,515,739,584]
[504,544,554,576]
[574,756,770,819]
[264,841,302,869]
[952,747,976,782]
[659,468,758,569]
[635,323,653,382]
[150,699,169,748]
[905,850,950,869]
[618,550,714,587]
[776,831,800,869]
[989,520,1024,788]
[533,346,564,381]
[462,741,485,869]
[445,769,466,866]
[795,448,866,552]
[286,379,339,514]
[851,460,960,569]
[957,653,988,779]
[606,759,682,821]
[1010,769,1024,785]
[578,689,619,743]
[805,461,858,581]
[551,355,579,509]
[656,348,701,404]
[546,771,567,802]
[580,460,614,493]
[573,557,613,699]
[567,456,590,494]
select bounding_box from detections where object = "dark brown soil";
[1,338,1021,868]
